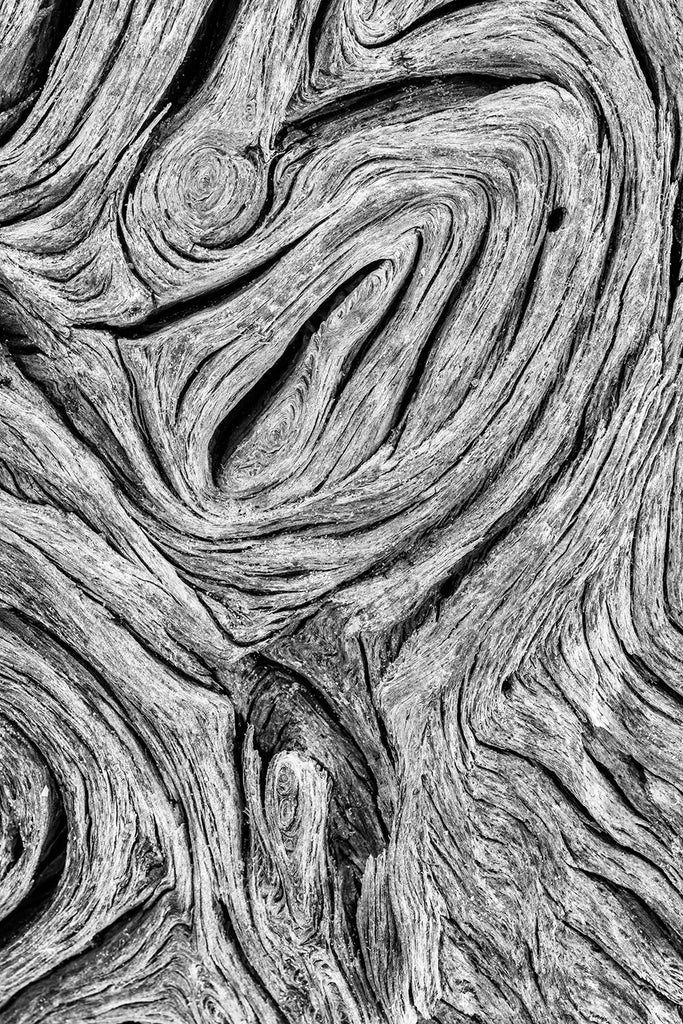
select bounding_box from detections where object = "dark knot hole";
[547,207,567,233]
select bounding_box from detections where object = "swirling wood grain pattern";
[1,0,682,1021]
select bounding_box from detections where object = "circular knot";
[181,145,234,212]
[155,131,266,250]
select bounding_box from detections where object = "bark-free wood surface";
[1,0,682,1021]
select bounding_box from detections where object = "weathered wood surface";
[0,0,682,1020]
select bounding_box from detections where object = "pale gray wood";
[0,0,682,1021]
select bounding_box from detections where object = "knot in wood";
[159,131,266,249]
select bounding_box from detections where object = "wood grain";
[0,0,682,1021]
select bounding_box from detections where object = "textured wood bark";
[1,0,682,1021]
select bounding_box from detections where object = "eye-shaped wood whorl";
[262,751,331,936]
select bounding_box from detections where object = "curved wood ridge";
[1,0,683,1021]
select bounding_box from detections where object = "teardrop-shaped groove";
[243,656,390,938]
[210,264,383,488]
[307,0,331,76]
[0,784,68,946]
[0,0,83,142]
[48,0,83,69]
[158,0,241,118]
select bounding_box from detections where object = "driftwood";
[1,0,682,1020]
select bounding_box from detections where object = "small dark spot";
[547,207,566,233]
[501,676,513,697]
[9,828,24,864]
